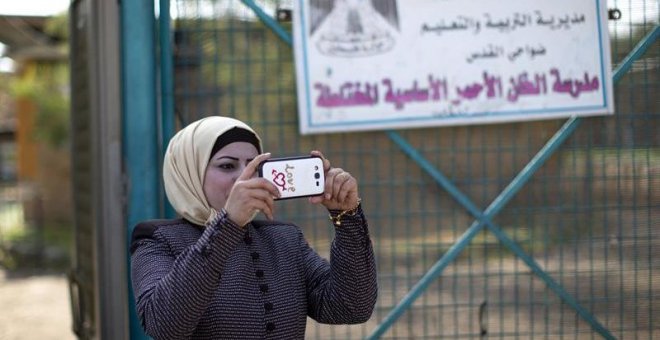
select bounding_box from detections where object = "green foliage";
[0,223,71,272]
[10,14,70,149]
[44,12,69,40]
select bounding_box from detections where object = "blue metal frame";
[122,0,159,339]
[154,0,660,338]
[159,0,177,219]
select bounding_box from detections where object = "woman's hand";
[308,150,360,211]
[224,153,281,226]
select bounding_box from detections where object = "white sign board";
[293,0,614,134]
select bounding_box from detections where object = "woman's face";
[203,141,259,211]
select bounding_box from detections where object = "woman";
[130,116,377,339]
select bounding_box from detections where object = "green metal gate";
[123,0,659,338]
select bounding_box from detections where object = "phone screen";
[258,156,325,200]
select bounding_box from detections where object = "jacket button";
[260,284,269,293]
[251,252,260,260]
[202,246,211,257]
[243,235,252,245]
[266,322,276,332]
[264,302,273,311]
[255,270,264,278]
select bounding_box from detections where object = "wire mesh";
[167,0,658,338]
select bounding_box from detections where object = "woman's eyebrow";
[215,156,239,161]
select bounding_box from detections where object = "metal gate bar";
[159,0,176,159]
[122,0,160,338]
[159,0,177,219]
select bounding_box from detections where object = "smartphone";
[258,155,325,200]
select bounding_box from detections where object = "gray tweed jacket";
[130,207,377,339]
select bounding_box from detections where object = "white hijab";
[163,116,262,225]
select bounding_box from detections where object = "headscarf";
[163,116,262,226]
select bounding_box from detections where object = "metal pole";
[159,0,177,218]
[120,0,158,338]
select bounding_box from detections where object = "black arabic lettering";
[535,11,555,26]
[527,45,547,58]
[422,11,587,37]
[508,47,524,62]
[512,12,532,29]
[507,45,547,62]
[570,13,586,24]
[421,16,480,35]
[467,44,504,63]
[484,13,512,32]
[551,15,571,30]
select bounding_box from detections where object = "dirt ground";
[0,269,76,340]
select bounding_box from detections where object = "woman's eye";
[218,163,235,170]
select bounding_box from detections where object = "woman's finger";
[338,175,357,203]
[324,168,343,200]
[333,171,352,201]
[226,186,275,223]
[310,150,331,172]
[238,152,271,181]
[242,177,281,199]
[249,196,274,220]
